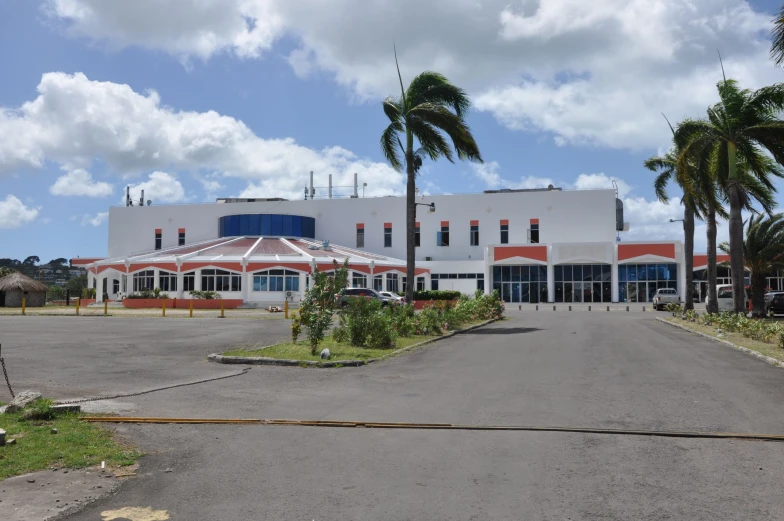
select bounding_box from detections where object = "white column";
[677,245,687,302]
[241,266,248,304]
[176,271,184,299]
[152,268,160,292]
[96,273,105,303]
[612,244,620,302]
[546,261,555,303]
[195,269,202,291]
[382,272,388,292]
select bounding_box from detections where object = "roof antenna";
[717,49,727,83]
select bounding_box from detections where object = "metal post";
[220,299,225,318]
[588,305,591,311]
[66,289,70,306]
[606,306,609,312]
[162,300,166,317]
[643,305,646,312]
[76,298,81,316]
[536,305,538,311]
[626,306,629,312]
[284,300,289,319]
[21,298,26,315]
[328,174,332,199]
[568,305,571,312]
[190,299,194,318]
[104,300,108,316]
[353,173,358,198]
[553,305,556,311]
[310,171,314,199]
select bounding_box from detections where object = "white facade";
[108,188,617,260]
[84,188,694,305]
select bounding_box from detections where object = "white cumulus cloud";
[41,0,782,150]
[80,211,109,227]
[0,195,40,229]
[49,168,113,197]
[0,72,404,200]
[127,172,186,204]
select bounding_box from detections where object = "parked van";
[706,284,751,311]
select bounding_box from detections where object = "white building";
[78,186,717,306]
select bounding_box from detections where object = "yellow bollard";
[220,299,225,318]
[104,300,108,316]
[189,299,193,318]
[21,298,26,315]
[162,299,166,317]
[76,298,81,316]
[284,300,289,319]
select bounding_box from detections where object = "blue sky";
[1,0,783,262]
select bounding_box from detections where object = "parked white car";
[379,291,405,305]
[653,288,681,311]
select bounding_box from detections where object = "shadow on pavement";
[464,327,543,335]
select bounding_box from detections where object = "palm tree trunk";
[683,205,695,311]
[706,206,719,314]
[750,269,766,317]
[728,185,746,314]
[405,132,416,305]
[727,142,746,314]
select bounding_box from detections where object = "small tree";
[299,260,349,355]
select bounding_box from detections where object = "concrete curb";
[208,317,500,368]
[655,317,784,370]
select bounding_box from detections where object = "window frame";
[470,224,479,246]
[252,269,300,292]
[154,232,162,250]
[384,225,392,248]
[437,225,450,247]
[356,228,365,248]
[158,270,177,292]
[132,270,155,292]
[500,223,509,244]
[178,231,185,246]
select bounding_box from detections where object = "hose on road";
[81,416,784,442]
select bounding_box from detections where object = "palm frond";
[410,103,482,162]
[771,6,784,67]
[382,97,402,123]
[406,72,471,118]
[380,122,404,172]
[409,118,454,163]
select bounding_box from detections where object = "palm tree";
[771,5,784,67]
[720,214,784,316]
[645,117,714,311]
[380,51,483,303]
[676,78,784,313]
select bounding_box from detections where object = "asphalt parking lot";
[4,312,784,519]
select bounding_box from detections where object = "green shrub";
[291,310,302,343]
[300,260,349,355]
[413,290,462,301]
[387,304,416,337]
[365,311,397,348]
[189,290,221,300]
[82,288,97,299]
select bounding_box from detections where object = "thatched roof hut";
[0,271,48,307]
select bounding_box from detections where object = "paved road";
[7,312,784,519]
[0,316,289,400]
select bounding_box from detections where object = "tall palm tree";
[380,51,483,303]
[676,78,784,313]
[645,117,714,311]
[720,214,784,317]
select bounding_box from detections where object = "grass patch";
[664,317,784,363]
[0,411,140,480]
[224,334,437,362]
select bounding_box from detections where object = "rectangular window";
[352,272,367,288]
[470,221,479,246]
[373,274,383,291]
[178,229,185,246]
[477,279,485,291]
[356,227,364,248]
[529,220,539,244]
[132,270,155,292]
[183,272,195,292]
[384,223,392,248]
[417,277,425,291]
[438,222,450,247]
[112,279,120,294]
[500,220,509,244]
[159,271,177,292]
[154,229,162,250]
[253,270,299,292]
[415,223,420,247]
[431,279,439,290]
[386,273,399,293]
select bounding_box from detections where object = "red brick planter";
[122,298,243,309]
[413,299,458,310]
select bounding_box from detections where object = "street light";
[416,202,436,213]
[669,218,684,223]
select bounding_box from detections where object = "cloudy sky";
[1,0,783,261]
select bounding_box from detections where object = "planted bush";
[189,290,221,300]
[300,260,349,355]
[413,290,462,301]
